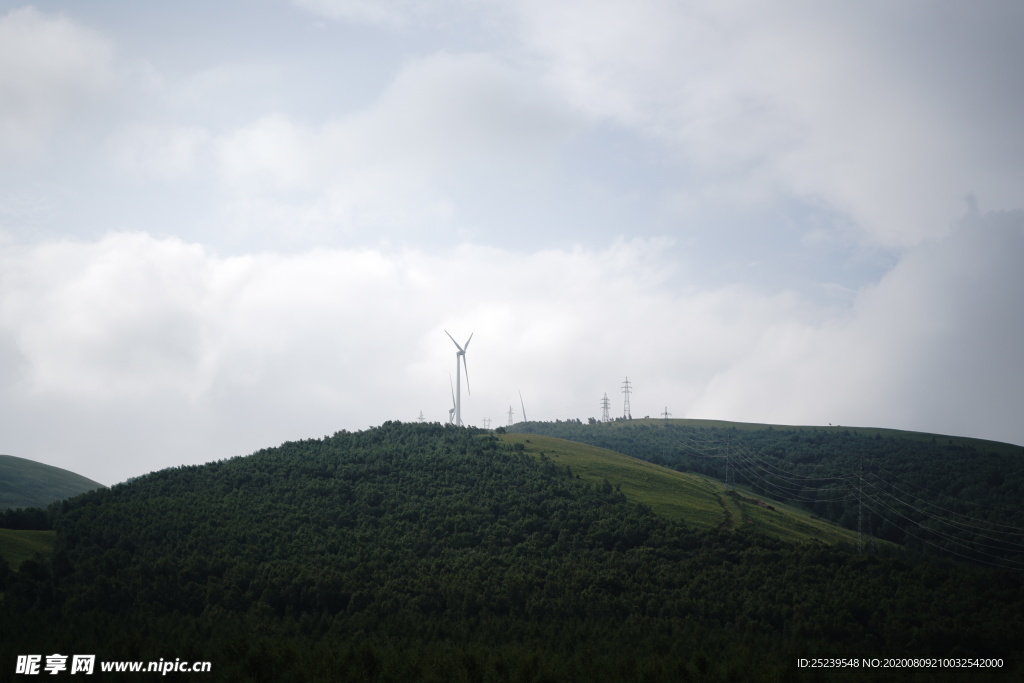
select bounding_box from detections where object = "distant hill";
[509,419,1024,569]
[2,421,1022,680]
[0,454,104,511]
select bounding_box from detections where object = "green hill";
[0,454,104,511]
[2,422,1022,681]
[510,419,1024,568]
[500,433,863,546]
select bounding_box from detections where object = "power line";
[858,448,864,553]
[857,475,1024,550]
[639,423,1024,568]
[858,485,1024,570]
[725,432,732,490]
[711,429,1024,565]
[866,460,1024,515]
[860,472,1024,536]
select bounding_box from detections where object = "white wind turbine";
[445,330,473,426]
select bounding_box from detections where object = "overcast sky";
[1,1,1022,485]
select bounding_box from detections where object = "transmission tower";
[507,405,515,426]
[621,377,632,419]
[483,417,491,430]
[661,406,671,422]
[600,393,611,423]
[417,410,426,423]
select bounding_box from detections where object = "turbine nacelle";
[445,330,473,354]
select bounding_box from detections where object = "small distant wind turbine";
[445,330,473,426]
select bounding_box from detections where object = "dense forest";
[3,421,1023,681]
[511,420,1024,569]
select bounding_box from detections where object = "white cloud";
[3,210,1022,484]
[0,6,112,156]
[1,2,1022,486]
[690,209,1024,444]
[290,0,475,28]
[210,52,576,243]
[216,114,314,192]
[0,233,211,400]
[291,0,414,27]
[510,0,1024,248]
[106,123,211,179]
[0,233,804,482]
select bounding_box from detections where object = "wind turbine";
[445,330,473,426]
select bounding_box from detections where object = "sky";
[0,1,1022,485]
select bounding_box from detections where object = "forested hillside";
[510,420,1024,569]
[2,422,1022,681]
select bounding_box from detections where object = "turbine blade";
[463,332,474,350]
[519,389,527,422]
[448,374,456,424]
[444,329,464,352]
[462,355,470,395]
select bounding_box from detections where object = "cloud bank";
[3,208,1021,484]
[0,7,112,156]
[0,3,1021,484]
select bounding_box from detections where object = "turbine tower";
[445,330,473,426]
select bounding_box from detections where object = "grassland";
[0,529,55,569]
[0,454,104,511]
[499,432,863,546]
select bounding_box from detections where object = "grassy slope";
[0,529,55,568]
[499,432,863,546]
[0,454,104,511]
